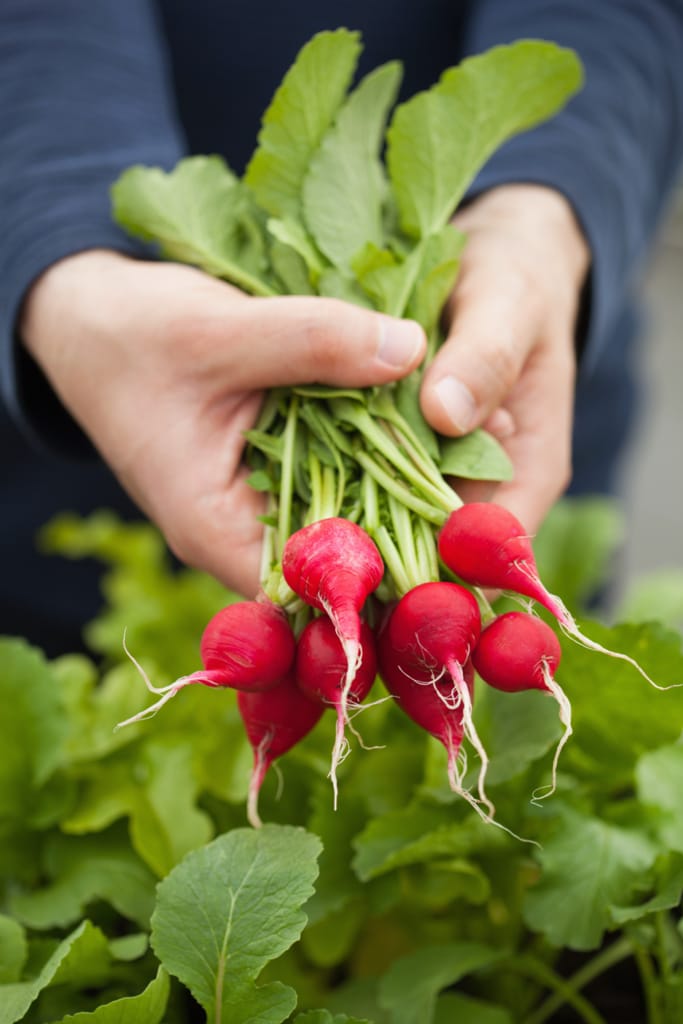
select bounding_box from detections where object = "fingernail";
[377,318,424,369]
[433,375,476,432]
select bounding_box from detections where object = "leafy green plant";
[1,503,682,1022]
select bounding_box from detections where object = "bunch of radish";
[117,497,672,831]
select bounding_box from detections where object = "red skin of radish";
[199,600,296,691]
[238,670,324,828]
[295,616,377,708]
[282,517,384,801]
[117,598,296,729]
[472,611,561,694]
[438,502,564,619]
[387,581,481,678]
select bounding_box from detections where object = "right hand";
[20,250,426,596]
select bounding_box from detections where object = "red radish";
[296,616,377,706]
[438,502,673,690]
[238,670,324,828]
[377,608,477,812]
[117,600,296,728]
[472,611,572,800]
[282,517,384,801]
[384,581,493,817]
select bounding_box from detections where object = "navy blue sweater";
[1,0,682,651]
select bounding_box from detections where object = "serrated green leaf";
[111,156,275,295]
[523,809,658,950]
[439,429,513,482]
[353,240,424,318]
[48,966,169,1024]
[151,825,322,1023]
[0,916,27,984]
[303,61,402,270]
[378,942,502,1024]
[387,41,583,237]
[557,620,683,783]
[9,829,156,930]
[245,29,362,220]
[405,224,465,334]
[0,921,112,1024]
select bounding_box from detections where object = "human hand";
[420,184,590,533]
[20,251,426,596]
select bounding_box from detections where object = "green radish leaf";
[387,41,583,238]
[616,568,683,633]
[439,429,513,481]
[378,942,502,1024]
[108,934,149,962]
[391,375,441,463]
[353,240,424,318]
[48,966,169,1023]
[523,809,658,950]
[303,61,402,269]
[317,267,375,307]
[111,156,275,295]
[636,746,683,853]
[9,829,156,931]
[0,916,27,984]
[151,825,322,1024]
[0,921,112,1024]
[405,224,465,335]
[245,29,362,221]
[267,217,326,281]
[609,853,683,925]
[270,239,316,295]
[556,620,683,784]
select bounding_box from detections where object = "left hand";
[419,183,590,534]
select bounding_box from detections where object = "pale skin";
[20,183,589,597]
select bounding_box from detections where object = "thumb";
[420,269,541,436]
[227,295,427,390]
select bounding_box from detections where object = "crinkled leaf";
[9,829,156,930]
[0,916,27,984]
[0,921,112,1024]
[245,29,362,220]
[111,156,274,294]
[387,41,582,237]
[378,942,502,1024]
[48,966,169,1024]
[303,61,402,269]
[523,809,658,950]
[352,802,486,882]
[151,825,322,1024]
[557,620,683,784]
[610,853,683,925]
[439,429,513,482]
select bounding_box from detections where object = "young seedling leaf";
[112,156,275,294]
[245,29,362,220]
[439,429,514,481]
[387,41,583,237]
[303,61,403,269]
[48,966,169,1023]
[151,825,322,1024]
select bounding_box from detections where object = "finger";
[218,295,427,390]
[420,260,543,436]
